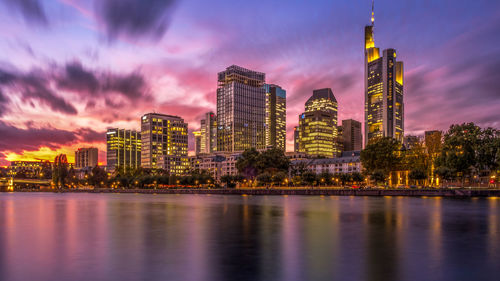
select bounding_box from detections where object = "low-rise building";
[290,155,361,175]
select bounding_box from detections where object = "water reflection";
[0,194,499,281]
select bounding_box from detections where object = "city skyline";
[0,0,499,166]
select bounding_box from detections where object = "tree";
[89,166,108,188]
[361,137,402,183]
[409,169,427,186]
[290,161,309,177]
[256,148,290,175]
[221,175,237,188]
[318,171,333,186]
[52,154,69,188]
[302,171,316,186]
[351,172,364,184]
[371,170,386,185]
[477,127,500,175]
[272,171,287,186]
[257,173,272,187]
[436,123,481,185]
[236,148,260,179]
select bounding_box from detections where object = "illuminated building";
[75,147,98,169]
[265,84,286,150]
[8,161,51,178]
[293,126,300,152]
[193,131,202,156]
[403,135,420,149]
[290,154,361,175]
[106,128,141,171]
[141,113,189,175]
[342,119,362,151]
[298,88,340,158]
[200,112,217,154]
[217,65,266,152]
[364,1,404,145]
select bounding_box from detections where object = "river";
[0,193,499,281]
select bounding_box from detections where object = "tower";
[364,0,404,146]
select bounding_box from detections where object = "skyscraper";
[106,128,141,171]
[293,126,300,152]
[193,131,202,156]
[217,65,266,152]
[75,147,98,169]
[141,113,189,175]
[364,2,404,146]
[265,84,286,151]
[342,119,362,151]
[200,112,217,154]
[298,88,340,158]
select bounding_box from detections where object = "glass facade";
[141,113,189,175]
[265,84,286,151]
[217,65,266,152]
[364,21,404,146]
[200,112,217,154]
[106,128,141,171]
[298,88,340,158]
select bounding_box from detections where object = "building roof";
[291,155,360,166]
[306,88,337,104]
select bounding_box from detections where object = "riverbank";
[7,188,500,197]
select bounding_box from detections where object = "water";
[0,193,499,281]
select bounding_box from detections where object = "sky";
[0,0,499,166]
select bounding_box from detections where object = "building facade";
[200,112,217,154]
[193,131,202,156]
[293,126,300,152]
[298,88,340,158]
[141,113,189,175]
[364,9,404,146]
[290,155,362,175]
[265,84,286,151]
[75,147,98,169]
[342,119,362,151]
[217,65,266,152]
[106,128,141,171]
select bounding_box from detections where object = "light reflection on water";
[0,193,499,281]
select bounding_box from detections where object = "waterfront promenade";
[9,187,500,197]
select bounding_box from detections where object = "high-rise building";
[342,119,362,151]
[265,84,286,150]
[200,112,217,154]
[217,65,266,152]
[364,3,404,146]
[75,147,98,169]
[298,88,340,158]
[193,131,202,156]
[293,126,300,152]
[106,128,141,171]
[141,113,189,175]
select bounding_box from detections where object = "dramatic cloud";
[0,67,78,115]
[3,0,48,25]
[0,90,7,117]
[57,62,100,95]
[95,0,179,41]
[0,121,77,153]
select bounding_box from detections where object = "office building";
[364,3,404,146]
[75,147,98,169]
[293,126,300,152]
[141,113,189,175]
[106,128,141,171]
[193,131,202,156]
[265,84,286,150]
[298,88,340,158]
[200,112,217,154]
[342,119,362,151]
[217,65,266,152]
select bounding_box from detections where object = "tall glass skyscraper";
[364,4,404,146]
[141,113,189,175]
[298,88,340,158]
[106,128,141,171]
[217,65,266,152]
[200,112,217,154]
[265,84,286,151]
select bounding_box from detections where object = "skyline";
[1,0,500,166]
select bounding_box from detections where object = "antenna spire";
[371,0,375,26]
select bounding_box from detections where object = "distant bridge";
[0,177,52,191]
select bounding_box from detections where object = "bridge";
[0,177,52,191]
